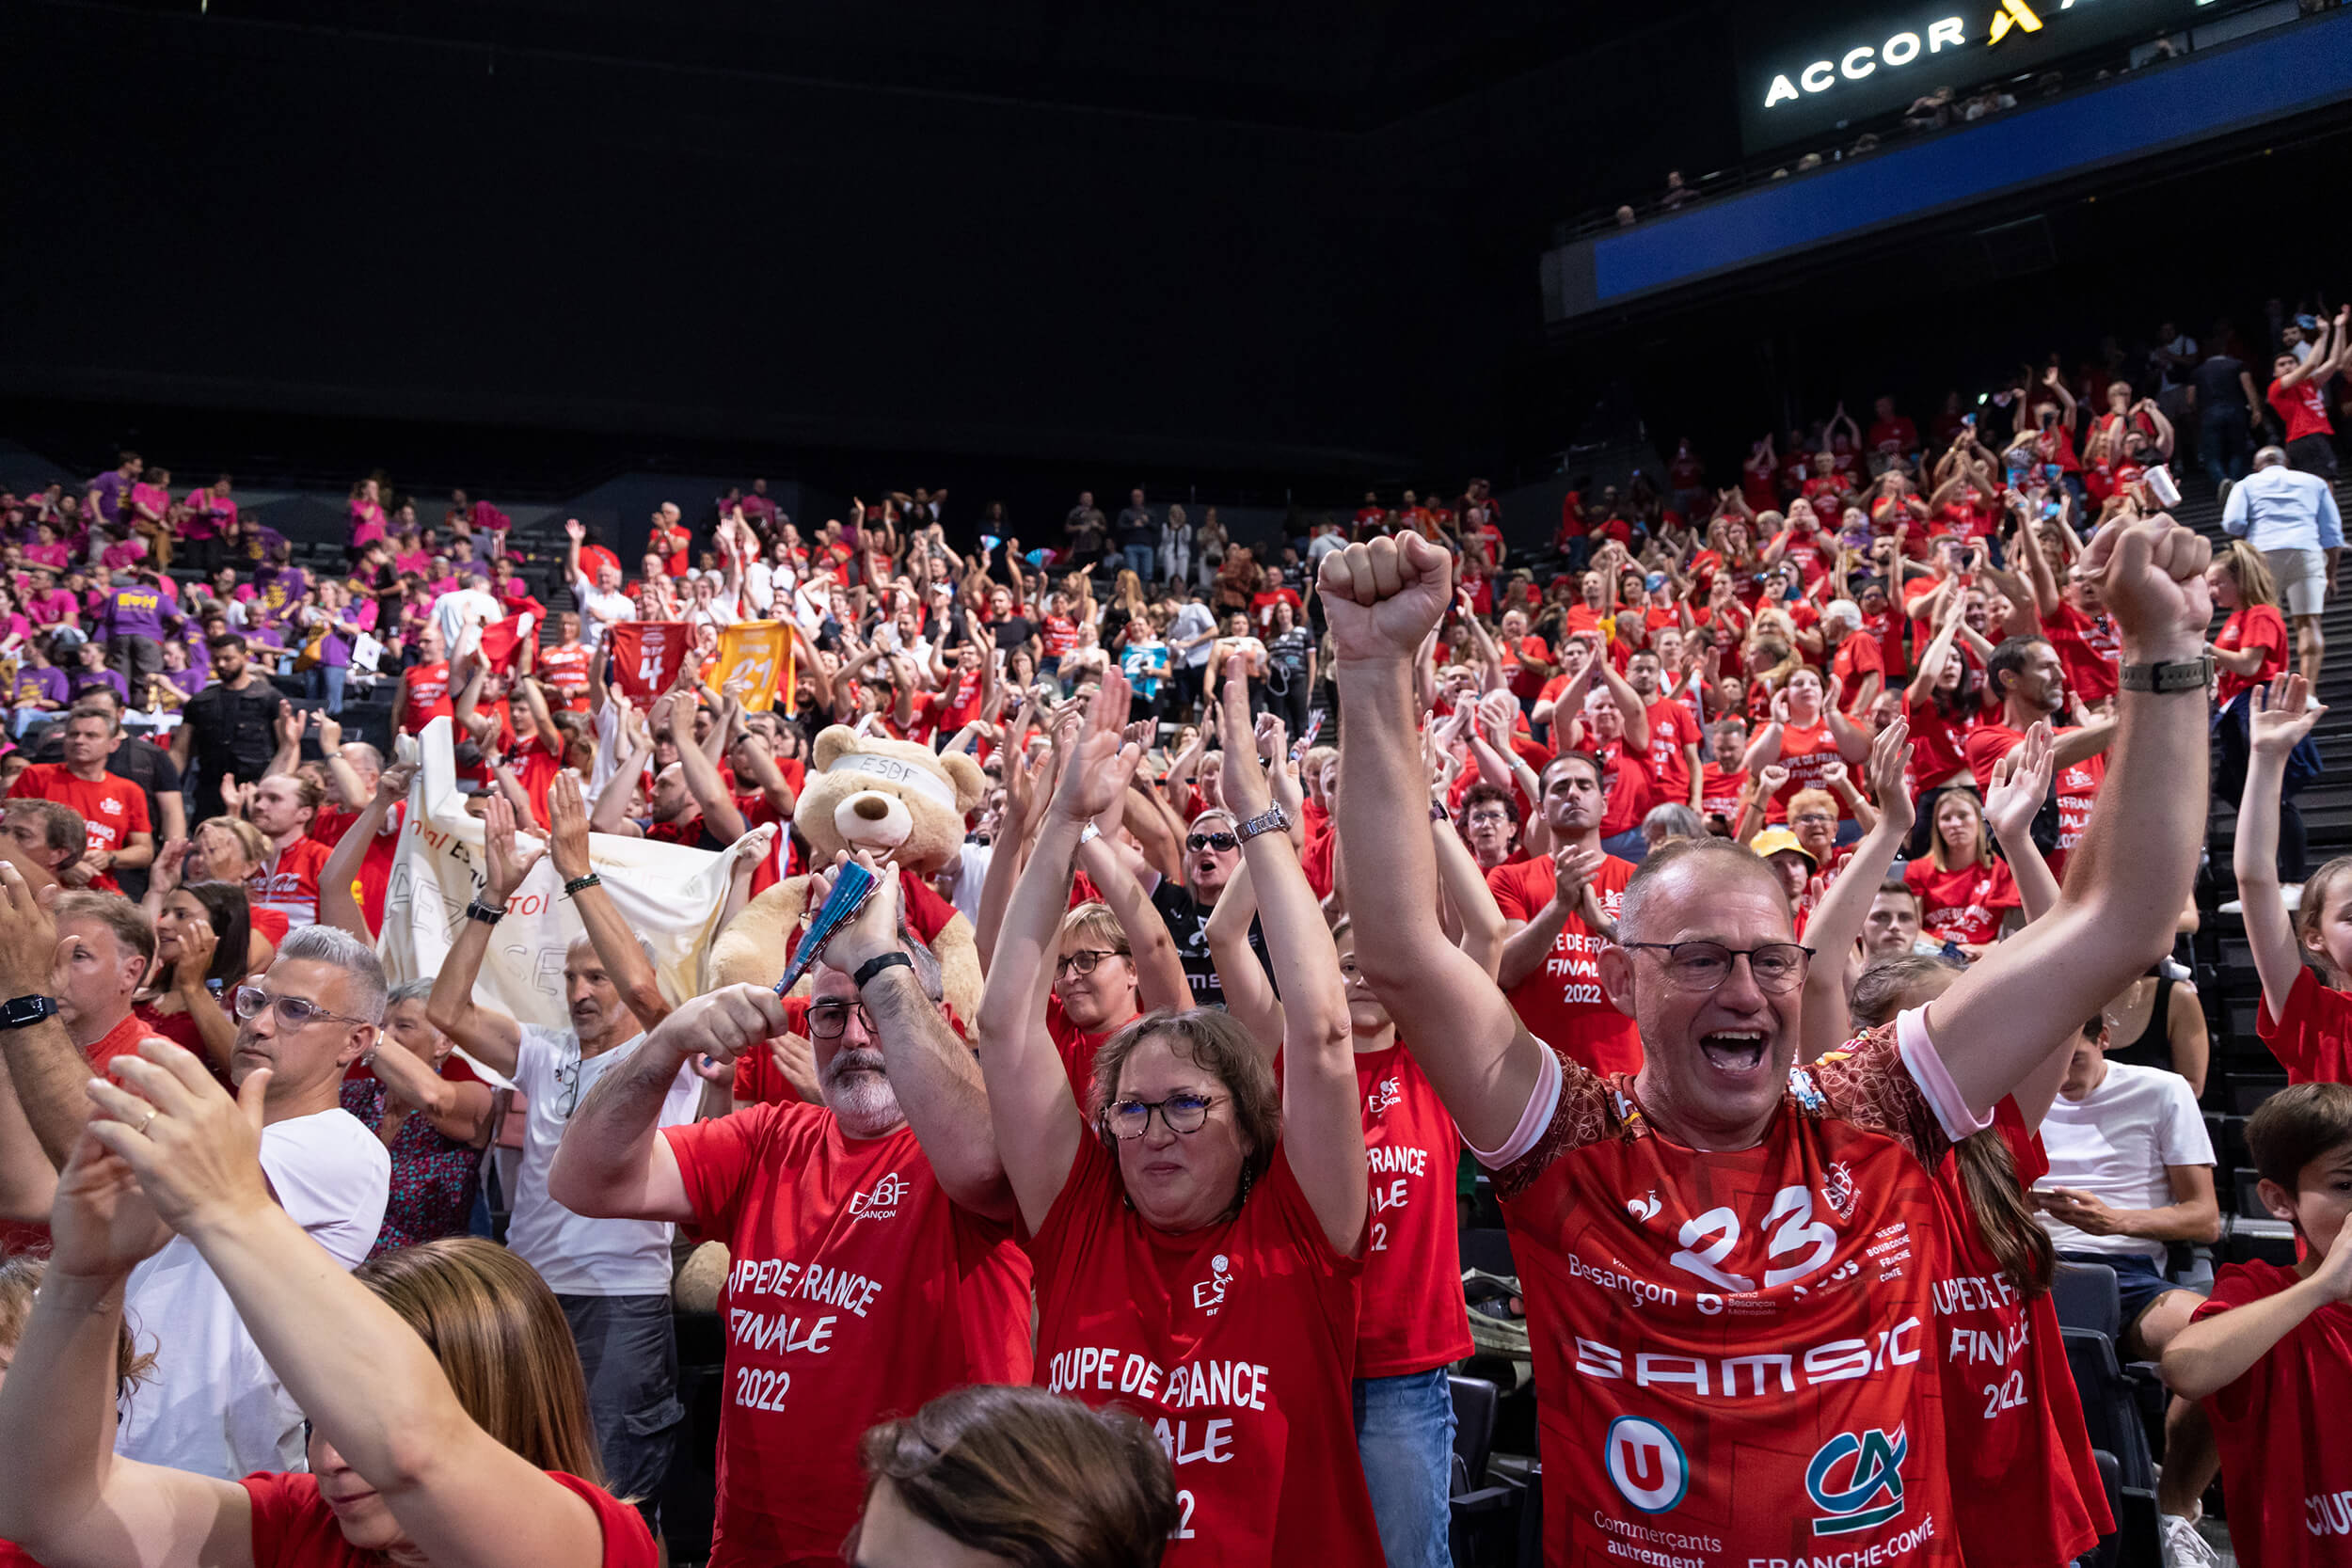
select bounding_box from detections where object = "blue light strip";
[1581,8,2352,307]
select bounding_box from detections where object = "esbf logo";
[849,1171,909,1222]
[1191,1253,1236,1314]
[1604,1416,1688,1513]
[1805,1425,1908,1535]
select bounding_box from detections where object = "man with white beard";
[548,856,1033,1568]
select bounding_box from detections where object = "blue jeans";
[307,663,346,716]
[558,1293,682,1533]
[1353,1368,1454,1568]
[2201,408,2252,487]
[1122,541,1158,582]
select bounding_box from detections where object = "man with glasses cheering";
[426,781,696,1531]
[548,853,1031,1568]
[1328,516,2217,1566]
[0,873,389,1479]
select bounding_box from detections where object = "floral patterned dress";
[340,1078,482,1259]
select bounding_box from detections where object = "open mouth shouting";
[1698,1028,1771,1077]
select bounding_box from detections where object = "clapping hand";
[1865,716,1915,835]
[1217,668,1273,819]
[2249,673,2324,757]
[1048,673,1144,824]
[1983,721,2055,844]
[480,794,544,904]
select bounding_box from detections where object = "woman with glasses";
[977,669,1381,1565]
[0,1042,655,1568]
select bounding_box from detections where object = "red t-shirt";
[1927,1101,2109,1566]
[1644,698,1703,806]
[1491,1022,1964,1566]
[1964,723,2104,880]
[2254,965,2352,1084]
[1698,763,1747,825]
[1903,858,2020,950]
[240,1470,655,1567]
[1030,1136,1382,1567]
[1903,695,1979,793]
[1861,607,1909,679]
[2269,376,2335,444]
[1832,631,1886,710]
[2191,1259,2352,1568]
[250,837,336,931]
[1250,588,1303,630]
[8,764,151,893]
[1593,737,1654,839]
[1356,1042,1471,1377]
[1486,853,1643,1078]
[2041,602,2120,706]
[1048,991,1127,1106]
[1041,614,1080,658]
[398,659,454,735]
[308,801,405,937]
[538,641,595,711]
[2216,604,2290,710]
[663,1101,1034,1568]
[1768,719,1849,823]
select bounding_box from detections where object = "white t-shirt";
[1169,603,1217,668]
[506,1023,701,1296]
[117,1109,389,1480]
[2037,1060,2214,1261]
[569,567,633,654]
[430,587,504,657]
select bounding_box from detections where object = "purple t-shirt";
[103,584,180,641]
[240,566,308,622]
[87,470,127,527]
[9,665,66,709]
[69,667,128,705]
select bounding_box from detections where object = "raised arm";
[1214,666,1363,1253]
[1927,514,2214,1117]
[421,797,535,1079]
[2233,673,2326,1022]
[367,1024,496,1147]
[87,1053,617,1568]
[1327,533,1548,1152]
[1076,831,1190,1016]
[1433,810,1509,977]
[976,676,1142,1233]
[1981,725,2060,922]
[660,691,748,844]
[0,865,112,1165]
[548,772,670,1033]
[1797,721,1915,1061]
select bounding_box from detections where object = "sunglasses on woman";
[1185,831,1238,853]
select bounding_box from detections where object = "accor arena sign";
[1736,0,2206,151]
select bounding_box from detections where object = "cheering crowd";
[0,325,2347,1568]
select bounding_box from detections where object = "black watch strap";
[463,898,506,926]
[853,952,914,990]
[2118,655,2214,693]
[0,994,59,1031]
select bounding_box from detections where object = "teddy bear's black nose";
[851,795,892,821]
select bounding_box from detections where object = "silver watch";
[1233,804,1292,845]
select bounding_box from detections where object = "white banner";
[377,720,755,1064]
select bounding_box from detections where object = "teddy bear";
[709,725,987,1025]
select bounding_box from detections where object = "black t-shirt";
[2193,355,2248,412]
[1149,878,1272,1010]
[181,680,281,817]
[992,615,1038,653]
[1267,627,1313,682]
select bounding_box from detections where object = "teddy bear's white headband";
[825,751,961,812]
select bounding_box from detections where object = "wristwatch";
[463,898,506,926]
[2118,656,2214,694]
[1233,803,1292,846]
[0,994,58,1031]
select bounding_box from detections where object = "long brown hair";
[1951,1132,2055,1298]
[860,1385,1177,1567]
[354,1239,604,1484]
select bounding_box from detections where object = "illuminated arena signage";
[1737,0,2210,151]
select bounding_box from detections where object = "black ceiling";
[51,0,1724,131]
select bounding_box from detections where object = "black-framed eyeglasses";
[552,1050,582,1119]
[1056,948,1125,978]
[805,1000,877,1040]
[231,986,369,1031]
[1185,832,1238,853]
[1620,941,1814,994]
[1105,1093,1218,1139]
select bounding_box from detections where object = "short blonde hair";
[1786,787,1838,824]
[1057,901,1129,956]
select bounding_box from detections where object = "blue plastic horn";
[772,861,881,996]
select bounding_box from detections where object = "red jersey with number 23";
[1030,1137,1382,1567]
[1488,1017,1964,1567]
[1487,853,1643,1078]
[662,1102,1035,1568]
